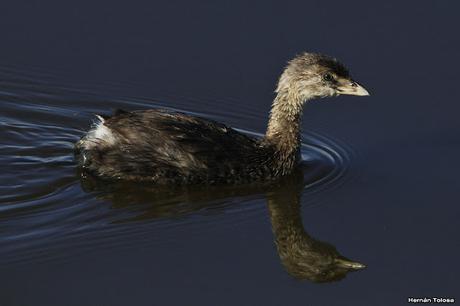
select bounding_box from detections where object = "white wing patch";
[81,115,116,149]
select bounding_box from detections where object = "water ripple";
[0,67,355,265]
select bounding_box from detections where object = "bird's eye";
[323,73,334,82]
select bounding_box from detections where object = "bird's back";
[75,109,272,184]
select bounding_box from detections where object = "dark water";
[0,1,459,305]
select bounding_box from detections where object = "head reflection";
[79,166,365,283]
[267,176,365,282]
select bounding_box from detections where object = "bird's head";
[277,52,369,102]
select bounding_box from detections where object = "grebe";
[75,52,369,184]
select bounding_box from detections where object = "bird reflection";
[266,174,365,282]
[79,165,365,282]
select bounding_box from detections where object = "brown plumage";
[75,52,369,185]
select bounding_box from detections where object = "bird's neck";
[265,90,306,174]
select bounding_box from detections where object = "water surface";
[0,1,459,305]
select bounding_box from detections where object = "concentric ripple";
[0,67,354,265]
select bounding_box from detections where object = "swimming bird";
[75,52,369,184]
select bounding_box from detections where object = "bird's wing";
[101,109,263,181]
